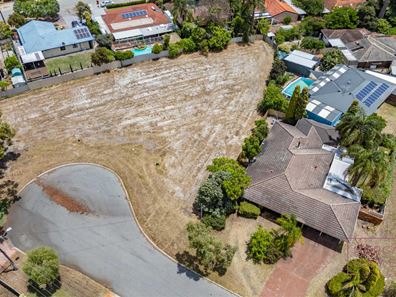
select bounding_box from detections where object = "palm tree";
[172,0,189,24]
[347,145,389,188]
[276,214,303,249]
[336,108,385,149]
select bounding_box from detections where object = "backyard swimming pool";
[132,45,153,56]
[282,77,314,98]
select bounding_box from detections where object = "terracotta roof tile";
[265,0,297,16]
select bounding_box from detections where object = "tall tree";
[324,7,359,29]
[294,87,309,122]
[230,0,264,42]
[284,85,300,125]
[172,0,189,24]
[347,145,389,188]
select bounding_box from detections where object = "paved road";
[7,164,234,297]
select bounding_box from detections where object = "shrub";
[278,43,291,53]
[202,214,226,231]
[246,226,284,264]
[252,119,269,143]
[238,201,260,219]
[179,38,197,53]
[0,22,12,40]
[208,26,231,51]
[4,56,21,73]
[113,50,133,61]
[106,0,146,9]
[191,27,207,43]
[258,82,289,114]
[7,12,26,28]
[91,47,114,66]
[163,34,170,50]
[180,22,196,38]
[242,136,261,161]
[269,59,287,81]
[168,43,182,58]
[0,80,9,91]
[22,247,59,286]
[300,37,325,50]
[275,27,300,44]
[283,16,292,25]
[326,258,385,297]
[299,16,325,36]
[96,34,113,49]
[152,43,163,54]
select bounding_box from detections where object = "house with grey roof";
[321,29,396,69]
[308,65,396,125]
[17,20,94,59]
[283,50,320,77]
[243,119,361,242]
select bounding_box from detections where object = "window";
[60,46,66,51]
[73,44,78,48]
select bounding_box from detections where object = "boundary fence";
[0,35,268,98]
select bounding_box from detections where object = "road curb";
[13,162,241,297]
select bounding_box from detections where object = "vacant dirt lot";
[0,41,274,296]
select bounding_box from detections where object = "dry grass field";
[0,41,274,296]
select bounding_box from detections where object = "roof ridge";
[330,203,360,242]
[249,172,286,187]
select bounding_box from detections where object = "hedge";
[202,214,226,231]
[106,0,153,9]
[238,201,260,219]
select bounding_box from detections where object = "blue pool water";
[282,77,314,98]
[131,45,153,56]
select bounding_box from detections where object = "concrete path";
[7,164,234,297]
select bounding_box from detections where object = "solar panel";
[121,9,148,19]
[355,81,377,102]
[363,83,390,107]
[73,27,91,40]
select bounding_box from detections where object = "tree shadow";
[175,251,207,280]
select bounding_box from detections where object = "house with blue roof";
[17,20,94,59]
[307,65,396,126]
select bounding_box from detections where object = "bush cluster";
[241,119,268,162]
[326,258,385,297]
[114,50,134,61]
[300,37,325,50]
[202,214,226,231]
[258,82,289,114]
[275,27,300,44]
[238,201,260,219]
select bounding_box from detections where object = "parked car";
[100,0,113,7]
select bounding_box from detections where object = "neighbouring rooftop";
[17,21,93,54]
[244,119,360,242]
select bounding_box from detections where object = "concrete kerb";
[12,162,241,297]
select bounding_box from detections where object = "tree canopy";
[207,157,251,200]
[75,1,91,21]
[320,49,344,72]
[23,247,60,286]
[14,0,60,19]
[7,12,27,28]
[186,222,236,275]
[324,7,359,29]
[292,0,324,15]
[0,22,12,40]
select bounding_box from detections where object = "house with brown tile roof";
[324,0,366,9]
[321,29,396,69]
[243,119,361,242]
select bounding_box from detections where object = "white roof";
[341,49,357,61]
[113,28,143,40]
[365,70,396,85]
[284,50,318,69]
[328,38,345,48]
[20,51,45,63]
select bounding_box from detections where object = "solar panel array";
[356,81,377,101]
[122,10,147,19]
[74,27,91,40]
[364,83,390,107]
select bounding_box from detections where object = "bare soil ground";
[0,41,274,296]
[305,102,396,297]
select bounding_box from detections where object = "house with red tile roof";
[97,3,174,49]
[264,0,306,23]
[324,0,365,9]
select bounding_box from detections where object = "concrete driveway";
[7,164,234,297]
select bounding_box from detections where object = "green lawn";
[45,52,92,74]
